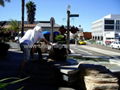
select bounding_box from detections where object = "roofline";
[39,21,50,23]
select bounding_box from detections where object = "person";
[19,24,51,64]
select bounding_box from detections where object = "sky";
[0,0,120,32]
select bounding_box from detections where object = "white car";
[110,41,120,49]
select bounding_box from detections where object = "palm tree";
[0,0,10,7]
[26,1,36,24]
[9,20,20,32]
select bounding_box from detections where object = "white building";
[92,14,120,45]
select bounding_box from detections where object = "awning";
[42,31,50,34]
[42,31,60,35]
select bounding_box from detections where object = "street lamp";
[66,5,79,50]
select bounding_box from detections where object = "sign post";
[67,10,70,50]
[50,17,55,43]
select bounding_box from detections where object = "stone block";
[84,76,119,90]
[78,64,119,90]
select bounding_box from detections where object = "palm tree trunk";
[21,0,25,37]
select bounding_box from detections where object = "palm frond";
[0,0,10,7]
[0,0,4,6]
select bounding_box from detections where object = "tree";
[0,21,6,30]
[70,26,79,34]
[26,1,36,24]
[59,25,67,35]
[0,0,10,7]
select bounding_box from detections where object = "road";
[70,44,120,58]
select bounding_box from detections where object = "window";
[116,20,120,24]
[101,36,103,40]
[104,25,114,29]
[106,38,114,39]
[115,33,119,37]
[105,20,114,24]
[116,26,120,30]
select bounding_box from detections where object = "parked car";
[78,41,86,45]
[110,41,120,49]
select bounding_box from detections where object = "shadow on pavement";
[0,51,71,90]
[0,51,23,78]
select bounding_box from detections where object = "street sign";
[70,14,79,17]
[50,17,55,43]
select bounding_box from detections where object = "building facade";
[3,21,60,32]
[24,21,60,32]
[92,14,120,45]
[83,32,92,40]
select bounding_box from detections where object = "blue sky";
[0,0,120,32]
